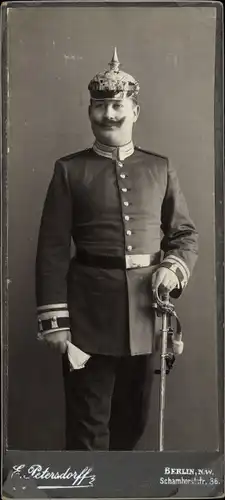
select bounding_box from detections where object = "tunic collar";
[93,139,134,161]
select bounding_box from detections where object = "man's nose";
[103,104,115,120]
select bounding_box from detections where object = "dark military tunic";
[36,144,198,356]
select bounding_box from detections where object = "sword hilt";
[152,289,183,375]
[152,288,175,315]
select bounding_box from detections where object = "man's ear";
[133,104,140,123]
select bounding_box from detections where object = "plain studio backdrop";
[6,4,219,450]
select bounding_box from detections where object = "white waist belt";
[125,254,152,269]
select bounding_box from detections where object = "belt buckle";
[125,254,151,269]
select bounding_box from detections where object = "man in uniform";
[36,48,198,451]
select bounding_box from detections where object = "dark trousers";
[62,353,155,451]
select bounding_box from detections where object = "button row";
[116,161,133,253]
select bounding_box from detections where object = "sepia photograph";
[1,0,224,498]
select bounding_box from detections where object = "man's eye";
[113,104,123,110]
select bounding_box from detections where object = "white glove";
[152,267,179,293]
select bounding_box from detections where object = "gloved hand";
[42,329,72,354]
[152,267,179,295]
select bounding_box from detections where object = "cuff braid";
[37,303,70,338]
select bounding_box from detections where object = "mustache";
[92,117,126,128]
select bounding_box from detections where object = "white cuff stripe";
[38,310,69,320]
[37,327,70,338]
[37,303,68,311]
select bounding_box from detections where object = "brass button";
[124,201,129,206]
[124,215,130,221]
[51,316,58,329]
[120,173,126,179]
[117,161,123,167]
[121,188,128,192]
[126,230,132,236]
[127,245,133,251]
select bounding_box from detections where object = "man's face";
[88,97,140,146]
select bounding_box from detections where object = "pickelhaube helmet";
[88,47,140,100]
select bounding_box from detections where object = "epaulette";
[135,145,168,161]
[57,147,92,163]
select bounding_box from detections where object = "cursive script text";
[11,464,96,488]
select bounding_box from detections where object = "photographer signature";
[11,464,96,489]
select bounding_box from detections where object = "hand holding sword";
[151,271,184,451]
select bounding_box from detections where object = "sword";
[152,289,184,451]
[159,292,169,451]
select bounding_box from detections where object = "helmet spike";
[109,47,120,72]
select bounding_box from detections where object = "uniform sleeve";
[35,160,72,336]
[160,159,199,298]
